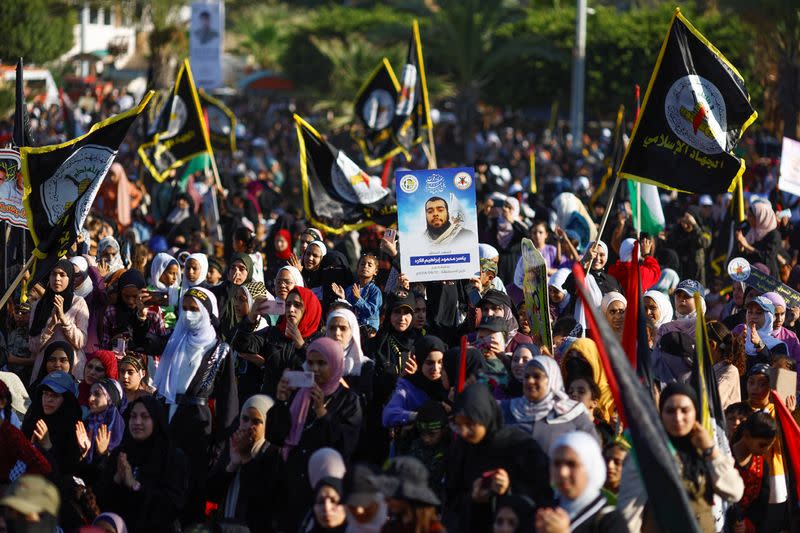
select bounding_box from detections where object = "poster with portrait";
[396,167,480,282]
[190,2,224,89]
[0,149,25,228]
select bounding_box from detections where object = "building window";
[104,8,112,25]
[89,7,98,24]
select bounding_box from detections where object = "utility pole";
[569,0,587,151]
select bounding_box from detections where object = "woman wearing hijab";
[99,396,189,532]
[97,162,142,232]
[617,383,744,532]
[442,345,487,394]
[707,321,744,410]
[266,229,295,290]
[735,202,783,278]
[230,280,273,403]
[97,237,126,279]
[564,241,622,297]
[600,292,626,341]
[164,193,201,245]
[275,265,305,301]
[326,308,374,404]
[499,356,596,453]
[316,250,356,315]
[730,296,789,370]
[118,354,154,409]
[493,494,535,533]
[154,287,238,523]
[548,268,572,322]
[535,431,626,533]
[270,337,363,531]
[181,253,209,293]
[444,383,552,532]
[560,338,614,423]
[302,241,328,297]
[149,252,182,330]
[215,252,255,341]
[762,291,800,364]
[362,291,420,462]
[297,448,348,532]
[70,255,107,354]
[244,286,322,397]
[485,197,528,286]
[505,344,538,398]
[79,377,125,463]
[23,371,83,481]
[643,290,674,330]
[207,394,282,533]
[100,268,167,359]
[382,335,448,428]
[29,259,90,384]
[31,340,75,389]
[78,350,118,408]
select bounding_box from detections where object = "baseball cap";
[477,315,507,333]
[749,295,776,315]
[0,475,60,516]
[675,279,705,297]
[747,363,771,378]
[480,258,498,275]
[41,370,78,397]
[699,195,713,206]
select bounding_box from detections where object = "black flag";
[13,58,34,148]
[295,114,396,234]
[22,92,153,285]
[138,60,212,182]
[352,58,405,166]
[391,20,430,157]
[199,89,237,153]
[619,9,757,193]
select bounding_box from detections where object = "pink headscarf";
[282,337,345,460]
[110,163,132,228]
[745,202,778,244]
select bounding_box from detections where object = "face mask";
[184,310,203,328]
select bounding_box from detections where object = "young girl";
[730,412,777,533]
[149,252,182,329]
[78,377,125,462]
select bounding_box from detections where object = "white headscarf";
[327,308,369,376]
[307,240,327,257]
[70,256,93,298]
[549,268,572,312]
[308,447,346,489]
[276,266,304,288]
[745,298,783,355]
[508,356,584,424]
[601,291,627,313]
[643,290,674,328]
[97,237,125,275]
[154,287,218,408]
[550,431,607,525]
[479,243,500,260]
[150,252,182,290]
[619,238,637,263]
[182,253,209,290]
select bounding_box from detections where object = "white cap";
[575,176,591,190]
[699,194,713,206]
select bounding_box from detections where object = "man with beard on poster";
[422,196,476,249]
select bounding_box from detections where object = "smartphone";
[285,370,315,388]
[114,337,127,355]
[385,228,397,242]
[480,470,497,488]
[261,300,285,316]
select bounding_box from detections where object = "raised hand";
[95,424,111,456]
[53,294,65,322]
[310,383,327,418]
[402,355,418,377]
[331,283,345,299]
[75,421,91,458]
[288,253,302,271]
[32,419,52,450]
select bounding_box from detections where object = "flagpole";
[635,181,641,236]
[414,20,436,169]
[0,255,34,311]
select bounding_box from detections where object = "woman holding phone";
[269,337,363,531]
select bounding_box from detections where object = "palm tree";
[230,4,305,70]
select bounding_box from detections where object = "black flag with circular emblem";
[352,58,406,167]
[619,8,757,194]
[295,114,396,234]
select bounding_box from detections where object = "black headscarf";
[659,382,711,495]
[443,346,486,391]
[30,259,76,336]
[454,383,503,438]
[113,268,148,330]
[406,335,449,402]
[379,291,418,350]
[34,341,76,384]
[21,378,82,474]
[120,395,172,477]
[495,494,535,533]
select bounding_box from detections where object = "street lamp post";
[569,0,587,152]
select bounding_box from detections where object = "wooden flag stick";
[0,254,34,310]
[586,174,621,271]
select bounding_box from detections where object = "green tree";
[725,0,799,138]
[0,0,76,64]
[230,4,304,70]
[430,0,561,134]
[142,0,187,89]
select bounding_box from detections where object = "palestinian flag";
[628,181,665,236]
[353,58,406,167]
[573,262,702,532]
[619,9,757,193]
[691,293,726,435]
[138,60,213,182]
[199,89,237,153]
[22,92,154,285]
[771,391,800,513]
[295,114,396,234]
[391,20,430,158]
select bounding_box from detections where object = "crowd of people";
[0,86,799,533]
